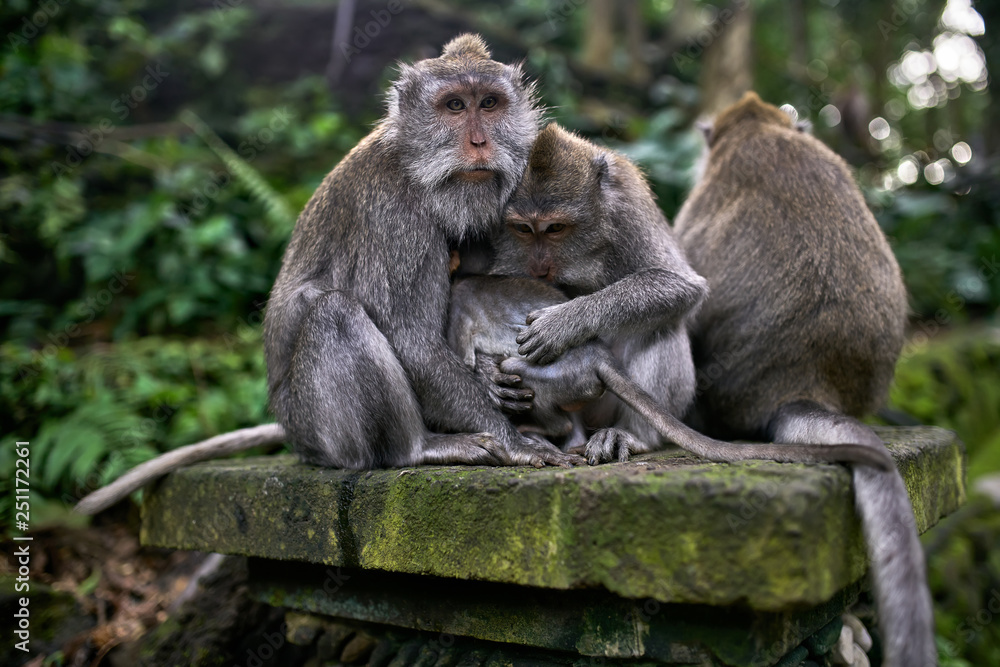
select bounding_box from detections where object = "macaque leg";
[283,291,502,469]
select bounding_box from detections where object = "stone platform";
[140,426,965,666]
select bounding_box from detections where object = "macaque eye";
[480,96,498,109]
[446,98,466,111]
[511,223,533,235]
[546,223,567,234]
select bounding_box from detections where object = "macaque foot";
[422,433,507,466]
[505,434,586,468]
[577,427,649,465]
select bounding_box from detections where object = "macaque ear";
[695,119,713,144]
[593,153,611,188]
[386,64,420,120]
[394,64,418,97]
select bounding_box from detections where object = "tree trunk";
[698,2,754,116]
[622,0,651,85]
[581,0,616,76]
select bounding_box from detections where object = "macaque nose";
[529,262,552,281]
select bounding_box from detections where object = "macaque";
[75,34,584,516]
[261,34,583,471]
[486,122,708,464]
[673,91,934,667]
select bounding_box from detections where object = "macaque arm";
[388,322,581,467]
[579,267,708,335]
[518,268,708,364]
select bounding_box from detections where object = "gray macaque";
[262,34,584,471]
[449,275,893,470]
[75,34,585,517]
[673,91,934,666]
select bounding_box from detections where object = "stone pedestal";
[141,426,965,666]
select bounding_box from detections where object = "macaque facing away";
[673,91,933,667]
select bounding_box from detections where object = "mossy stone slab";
[141,426,964,610]
[248,561,863,667]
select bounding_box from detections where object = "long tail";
[74,423,287,515]
[768,401,936,667]
[596,364,894,471]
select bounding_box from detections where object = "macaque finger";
[495,384,533,400]
[491,371,524,388]
[495,385,534,414]
[499,398,534,414]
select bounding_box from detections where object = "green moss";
[143,426,964,611]
[887,330,1000,482]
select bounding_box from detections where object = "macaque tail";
[74,423,287,515]
[598,368,933,663]
[596,365,894,471]
[767,402,936,667]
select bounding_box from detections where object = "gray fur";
[487,123,709,463]
[264,35,581,470]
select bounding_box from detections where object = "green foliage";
[178,108,296,231]
[1,0,363,343]
[926,498,1000,667]
[0,334,270,533]
[874,166,1000,320]
[888,329,1000,481]
[752,0,999,320]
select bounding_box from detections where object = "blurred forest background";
[1,0,998,665]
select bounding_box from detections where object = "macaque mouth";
[456,167,496,182]
[530,267,555,282]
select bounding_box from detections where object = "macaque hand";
[475,354,534,414]
[515,302,589,365]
